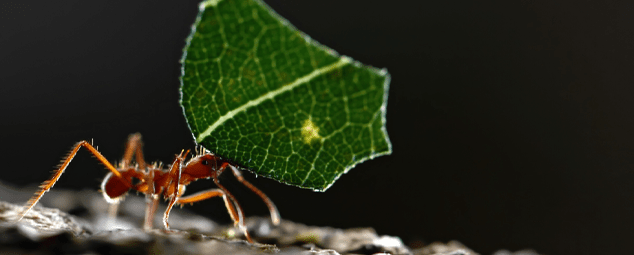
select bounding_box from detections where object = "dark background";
[1,1,633,254]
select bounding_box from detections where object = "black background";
[1,1,633,254]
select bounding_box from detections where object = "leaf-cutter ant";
[18,133,280,242]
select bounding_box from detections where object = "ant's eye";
[202,160,209,165]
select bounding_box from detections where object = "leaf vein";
[196,56,351,142]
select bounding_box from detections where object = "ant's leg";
[163,196,178,230]
[143,195,159,230]
[229,165,280,225]
[213,163,246,227]
[18,141,130,221]
[167,149,189,177]
[177,189,243,227]
[213,180,254,243]
[177,188,253,243]
[162,152,190,231]
[107,201,120,219]
[121,133,146,169]
[142,170,159,230]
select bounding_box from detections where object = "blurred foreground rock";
[0,183,538,255]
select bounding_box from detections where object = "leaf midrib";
[196,56,351,142]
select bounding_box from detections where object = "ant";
[18,133,280,243]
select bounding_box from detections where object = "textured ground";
[0,183,538,255]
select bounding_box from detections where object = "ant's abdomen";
[101,172,132,203]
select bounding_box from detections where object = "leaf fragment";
[180,0,391,191]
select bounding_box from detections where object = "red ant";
[18,133,280,243]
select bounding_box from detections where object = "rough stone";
[0,183,539,255]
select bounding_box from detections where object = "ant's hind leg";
[18,141,130,221]
[229,165,280,225]
[122,133,146,169]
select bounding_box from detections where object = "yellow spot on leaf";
[302,119,322,144]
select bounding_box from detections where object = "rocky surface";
[0,183,539,255]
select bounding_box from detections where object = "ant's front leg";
[228,165,280,225]
[213,178,255,242]
[177,189,243,225]
[176,188,252,243]
[161,150,189,230]
[18,141,131,221]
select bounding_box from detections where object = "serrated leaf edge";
[312,68,392,192]
[179,0,393,191]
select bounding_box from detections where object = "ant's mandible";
[17,133,280,243]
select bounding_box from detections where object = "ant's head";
[183,150,221,179]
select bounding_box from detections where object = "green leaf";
[179,0,391,191]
